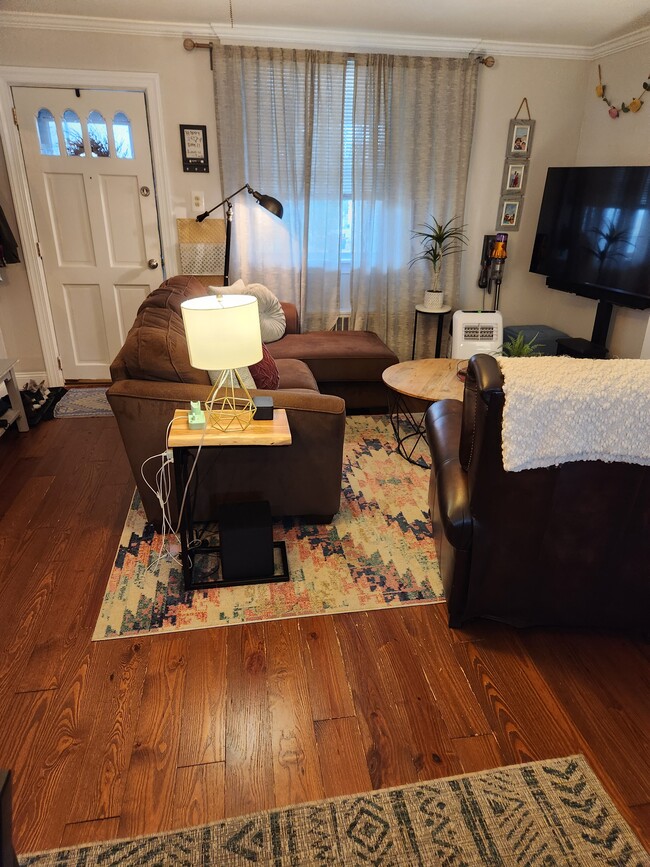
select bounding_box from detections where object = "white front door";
[12,86,163,380]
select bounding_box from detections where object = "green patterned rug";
[93,415,443,639]
[19,755,648,865]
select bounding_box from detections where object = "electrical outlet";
[191,191,205,212]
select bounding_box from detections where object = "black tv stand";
[591,299,613,347]
[556,299,612,359]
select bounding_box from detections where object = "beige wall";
[0,24,648,376]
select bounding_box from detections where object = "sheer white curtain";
[213,46,477,356]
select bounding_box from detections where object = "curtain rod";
[183,38,214,70]
[475,55,495,67]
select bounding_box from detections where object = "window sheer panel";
[350,56,477,359]
[213,47,477,357]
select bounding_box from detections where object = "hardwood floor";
[0,416,648,855]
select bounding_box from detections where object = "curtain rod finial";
[477,55,495,68]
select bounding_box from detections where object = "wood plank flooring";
[0,416,648,855]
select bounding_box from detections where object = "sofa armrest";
[107,379,345,528]
[280,301,300,334]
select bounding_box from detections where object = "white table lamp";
[181,294,263,431]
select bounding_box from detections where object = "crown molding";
[0,11,215,39]
[0,10,647,60]
[592,25,650,59]
[211,24,592,59]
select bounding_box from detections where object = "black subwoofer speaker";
[217,500,274,581]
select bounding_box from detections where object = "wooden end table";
[382,358,464,468]
[0,359,29,438]
[168,408,292,590]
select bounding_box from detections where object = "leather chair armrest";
[426,400,472,550]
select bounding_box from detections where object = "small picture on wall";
[497,197,522,232]
[506,119,535,158]
[502,160,528,195]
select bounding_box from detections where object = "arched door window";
[88,110,109,157]
[36,108,60,156]
[62,109,85,156]
[113,112,134,159]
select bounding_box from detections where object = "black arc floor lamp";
[196,183,283,285]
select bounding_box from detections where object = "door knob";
[147,259,159,269]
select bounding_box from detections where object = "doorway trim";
[0,66,178,386]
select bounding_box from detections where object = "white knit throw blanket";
[498,356,650,472]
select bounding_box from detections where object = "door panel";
[101,175,147,265]
[45,173,96,265]
[114,284,149,344]
[63,283,110,364]
[13,87,162,379]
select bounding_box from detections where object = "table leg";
[388,391,431,469]
[173,447,194,588]
[411,309,419,359]
[435,313,445,358]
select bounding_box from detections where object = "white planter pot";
[424,290,444,310]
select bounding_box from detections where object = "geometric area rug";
[92,414,444,640]
[53,386,112,417]
[18,755,648,865]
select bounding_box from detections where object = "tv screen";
[530,166,650,310]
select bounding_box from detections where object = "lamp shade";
[181,294,263,371]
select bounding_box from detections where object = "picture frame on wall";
[180,124,209,173]
[501,160,528,195]
[506,119,535,158]
[496,197,523,232]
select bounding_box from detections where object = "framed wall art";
[496,197,522,232]
[506,119,535,158]
[180,124,209,173]
[501,160,528,195]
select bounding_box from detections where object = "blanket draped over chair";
[498,356,650,472]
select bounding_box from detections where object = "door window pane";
[62,109,85,156]
[88,110,109,157]
[113,112,134,159]
[36,108,60,156]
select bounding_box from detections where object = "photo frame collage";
[496,117,535,232]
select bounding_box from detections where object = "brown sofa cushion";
[120,306,209,384]
[268,330,398,383]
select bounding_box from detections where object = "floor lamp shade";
[181,294,263,371]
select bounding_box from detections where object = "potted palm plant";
[409,216,468,309]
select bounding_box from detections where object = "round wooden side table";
[382,358,464,467]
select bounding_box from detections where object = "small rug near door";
[18,755,648,865]
[93,415,442,640]
[53,387,112,418]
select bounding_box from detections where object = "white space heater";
[451,310,503,359]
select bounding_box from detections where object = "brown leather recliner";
[426,354,650,629]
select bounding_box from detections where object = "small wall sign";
[180,125,209,173]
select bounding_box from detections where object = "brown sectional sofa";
[108,275,398,530]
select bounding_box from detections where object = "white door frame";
[0,66,178,386]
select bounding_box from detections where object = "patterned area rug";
[18,755,648,865]
[53,387,112,417]
[93,414,442,639]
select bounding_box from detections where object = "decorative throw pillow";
[249,343,280,390]
[208,281,286,344]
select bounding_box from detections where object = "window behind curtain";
[213,46,477,357]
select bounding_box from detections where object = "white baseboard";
[1,369,50,399]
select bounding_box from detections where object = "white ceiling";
[2,0,650,55]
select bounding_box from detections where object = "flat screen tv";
[530,166,650,314]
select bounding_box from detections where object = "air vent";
[462,324,499,342]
